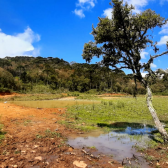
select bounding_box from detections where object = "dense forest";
[0,56,168,95]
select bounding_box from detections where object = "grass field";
[65,96,168,134]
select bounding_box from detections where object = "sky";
[0,0,168,73]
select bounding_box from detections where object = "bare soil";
[0,92,21,98]
[144,145,168,168]
[98,93,127,97]
[0,102,122,168]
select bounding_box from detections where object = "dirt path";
[0,102,122,168]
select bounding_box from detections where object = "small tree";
[82,0,168,142]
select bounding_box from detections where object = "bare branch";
[151,51,168,59]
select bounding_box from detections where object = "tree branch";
[151,51,168,59]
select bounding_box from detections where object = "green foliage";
[0,54,168,95]
[36,129,62,139]
[66,97,168,130]
[0,123,6,143]
[82,0,168,90]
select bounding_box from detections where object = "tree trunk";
[146,85,168,142]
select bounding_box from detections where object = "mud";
[68,127,154,168]
[0,102,122,168]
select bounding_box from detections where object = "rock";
[13,165,17,168]
[10,158,14,161]
[68,147,73,152]
[108,161,113,166]
[35,156,43,161]
[45,162,49,165]
[73,161,87,168]
[157,162,160,166]
[34,145,39,148]
[166,162,168,164]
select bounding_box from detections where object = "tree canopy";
[82,0,168,89]
[82,0,168,142]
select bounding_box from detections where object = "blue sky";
[0,0,168,73]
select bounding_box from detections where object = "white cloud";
[0,27,41,58]
[74,9,85,18]
[141,72,147,77]
[157,36,168,45]
[140,50,148,59]
[123,0,148,13]
[151,63,157,68]
[157,22,168,46]
[103,8,113,19]
[78,0,95,7]
[74,0,96,18]
[103,0,148,20]
[159,22,168,34]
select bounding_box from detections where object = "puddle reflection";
[68,124,155,168]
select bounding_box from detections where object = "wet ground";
[1,96,168,167]
[0,102,122,168]
[68,124,155,168]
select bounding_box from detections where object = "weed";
[133,145,145,152]
[36,134,43,139]
[2,150,7,155]
[0,123,6,143]
[14,150,21,154]
[109,101,113,106]
[88,146,96,149]
[144,154,155,161]
[36,129,62,139]
[24,120,31,126]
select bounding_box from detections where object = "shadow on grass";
[97,122,167,143]
[97,122,154,130]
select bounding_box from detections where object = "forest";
[0,56,168,95]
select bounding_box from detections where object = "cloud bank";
[0,27,40,58]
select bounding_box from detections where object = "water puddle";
[68,123,155,168]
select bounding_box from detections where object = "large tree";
[82,0,168,142]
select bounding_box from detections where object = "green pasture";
[65,96,168,132]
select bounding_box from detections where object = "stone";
[35,156,43,161]
[73,161,87,168]
[34,145,39,148]
[157,162,160,166]
[68,147,73,152]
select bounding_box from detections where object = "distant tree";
[43,64,55,85]
[82,0,168,142]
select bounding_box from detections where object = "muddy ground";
[0,102,122,168]
[0,94,168,168]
